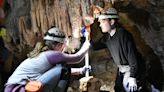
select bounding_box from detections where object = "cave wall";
[0,0,164,91]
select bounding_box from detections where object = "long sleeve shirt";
[6,41,90,85]
[93,27,142,78]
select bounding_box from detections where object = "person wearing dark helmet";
[4,27,91,92]
[94,7,147,92]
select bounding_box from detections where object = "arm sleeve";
[92,36,107,50]
[122,32,138,77]
[64,41,90,64]
[45,41,90,65]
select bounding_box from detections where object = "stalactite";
[1,0,144,59]
[2,0,164,91]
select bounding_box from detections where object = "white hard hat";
[98,7,119,20]
[44,27,65,43]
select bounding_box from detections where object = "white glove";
[80,65,91,74]
[126,77,137,92]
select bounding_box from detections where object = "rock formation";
[0,0,163,91]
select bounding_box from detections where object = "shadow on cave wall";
[0,35,10,91]
[127,26,163,91]
[115,2,150,29]
[147,50,164,91]
[0,26,22,91]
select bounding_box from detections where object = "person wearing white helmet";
[4,27,91,92]
[91,7,147,92]
[26,27,66,58]
[44,27,65,43]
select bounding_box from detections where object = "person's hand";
[83,38,90,48]
[80,65,91,74]
[80,27,90,41]
[126,77,137,92]
[81,26,86,37]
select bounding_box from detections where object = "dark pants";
[114,71,126,92]
[40,64,71,92]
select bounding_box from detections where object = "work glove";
[80,65,91,74]
[126,77,137,92]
